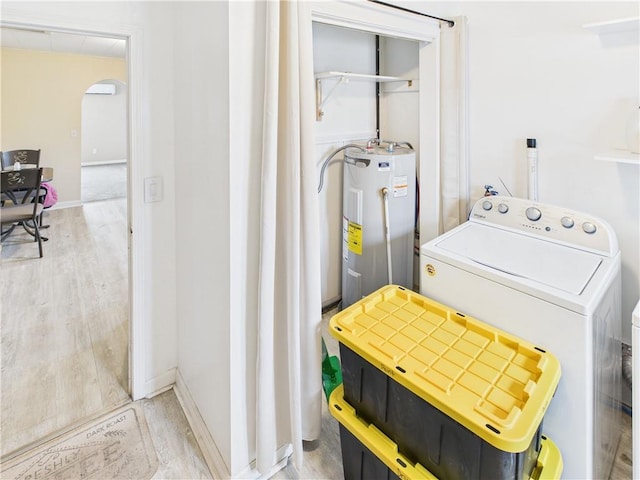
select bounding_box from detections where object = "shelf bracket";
[316,76,348,121]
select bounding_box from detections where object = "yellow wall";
[1,48,126,204]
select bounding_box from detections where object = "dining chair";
[1,168,45,257]
[1,149,41,170]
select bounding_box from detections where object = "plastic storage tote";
[329,285,561,480]
[329,384,563,480]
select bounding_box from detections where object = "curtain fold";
[440,16,470,233]
[256,1,322,475]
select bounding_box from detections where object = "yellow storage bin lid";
[330,384,438,480]
[330,285,561,452]
[531,436,563,480]
[329,385,563,480]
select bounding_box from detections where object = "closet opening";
[311,17,438,310]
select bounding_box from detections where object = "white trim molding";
[311,0,440,42]
[174,370,229,479]
[81,159,128,166]
[48,200,82,211]
[143,368,177,398]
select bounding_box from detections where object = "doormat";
[1,403,158,480]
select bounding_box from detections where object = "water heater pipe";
[317,144,366,193]
[381,187,393,284]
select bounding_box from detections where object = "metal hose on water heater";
[317,144,367,194]
[381,187,393,285]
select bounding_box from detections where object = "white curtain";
[440,16,470,233]
[256,1,322,476]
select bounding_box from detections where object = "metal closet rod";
[368,0,455,28]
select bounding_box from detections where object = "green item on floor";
[322,337,342,401]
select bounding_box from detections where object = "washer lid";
[435,223,602,295]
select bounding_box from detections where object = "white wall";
[174,1,271,475]
[173,0,234,473]
[81,80,127,164]
[2,0,178,395]
[406,1,640,343]
[0,47,126,204]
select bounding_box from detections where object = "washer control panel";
[469,196,617,256]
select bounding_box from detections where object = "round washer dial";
[482,200,493,211]
[526,207,542,221]
[582,222,597,234]
[561,217,575,229]
[498,203,509,214]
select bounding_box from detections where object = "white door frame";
[0,13,147,400]
[310,0,443,242]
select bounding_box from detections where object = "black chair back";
[1,168,45,257]
[2,168,43,206]
[1,149,41,170]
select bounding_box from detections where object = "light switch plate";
[144,176,163,203]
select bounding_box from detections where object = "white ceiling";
[0,27,126,58]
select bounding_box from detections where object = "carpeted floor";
[81,163,127,203]
[0,403,158,480]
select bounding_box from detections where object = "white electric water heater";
[342,143,416,308]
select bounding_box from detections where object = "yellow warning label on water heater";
[347,221,363,255]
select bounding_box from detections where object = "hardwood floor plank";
[144,390,213,479]
[53,348,103,428]
[1,361,57,454]
[86,307,129,406]
[610,410,633,479]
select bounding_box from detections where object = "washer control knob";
[498,203,509,214]
[582,222,597,234]
[561,216,575,229]
[482,200,493,211]
[525,207,542,221]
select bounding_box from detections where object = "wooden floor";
[1,201,633,478]
[1,199,129,459]
[144,389,213,479]
[611,410,633,479]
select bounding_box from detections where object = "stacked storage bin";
[329,285,563,480]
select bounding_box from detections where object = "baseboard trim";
[143,368,176,398]
[174,369,230,479]
[236,443,292,479]
[81,159,128,166]
[174,370,292,479]
[48,200,82,211]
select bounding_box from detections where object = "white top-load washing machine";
[420,196,621,480]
